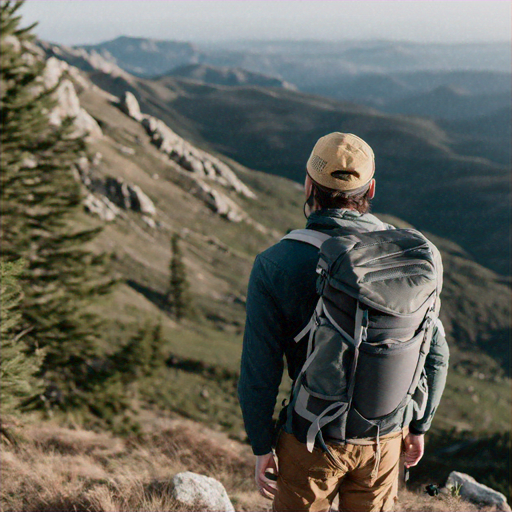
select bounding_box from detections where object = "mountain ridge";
[39,40,511,276]
[163,63,297,90]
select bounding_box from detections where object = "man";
[238,132,449,512]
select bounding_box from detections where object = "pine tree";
[114,322,166,382]
[166,233,191,320]
[0,1,113,408]
[148,323,166,370]
[0,259,42,417]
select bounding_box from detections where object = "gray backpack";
[282,227,442,454]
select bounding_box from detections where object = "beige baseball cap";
[306,132,375,192]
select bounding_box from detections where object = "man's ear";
[368,179,376,200]
[304,174,313,199]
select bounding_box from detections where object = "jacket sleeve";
[238,255,285,456]
[409,320,450,435]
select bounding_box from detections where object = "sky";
[20,1,512,46]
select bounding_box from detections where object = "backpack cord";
[370,425,381,481]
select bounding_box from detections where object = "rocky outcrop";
[104,177,156,216]
[171,472,235,512]
[75,155,157,225]
[118,91,255,223]
[83,193,120,222]
[121,92,255,200]
[191,179,245,222]
[446,471,511,512]
[39,41,132,81]
[120,91,143,122]
[167,167,246,223]
[43,57,102,139]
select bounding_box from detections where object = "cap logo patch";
[310,155,327,173]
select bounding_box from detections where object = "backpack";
[281,227,441,454]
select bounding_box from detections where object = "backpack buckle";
[316,272,327,295]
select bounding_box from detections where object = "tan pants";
[273,430,405,512]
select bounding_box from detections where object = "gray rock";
[83,193,119,222]
[446,471,511,511]
[118,144,135,155]
[92,152,103,166]
[130,184,156,216]
[120,91,143,122]
[43,57,102,139]
[171,471,234,512]
[104,177,156,216]
[191,179,245,222]
[141,215,156,229]
[75,108,103,139]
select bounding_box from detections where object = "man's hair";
[311,179,372,214]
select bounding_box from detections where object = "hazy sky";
[20,1,512,46]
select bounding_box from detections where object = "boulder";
[129,184,156,216]
[171,471,234,512]
[192,179,245,222]
[74,107,103,139]
[43,56,69,90]
[104,177,156,216]
[446,471,511,512]
[83,194,119,222]
[120,91,143,122]
[141,216,156,229]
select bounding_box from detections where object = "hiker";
[238,132,449,512]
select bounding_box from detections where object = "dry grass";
[394,487,496,512]
[1,416,269,512]
[1,416,499,512]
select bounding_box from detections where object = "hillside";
[45,42,510,275]
[56,50,509,375]
[165,63,297,90]
[81,67,510,276]
[440,107,512,166]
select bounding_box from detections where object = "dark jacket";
[238,209,449,456]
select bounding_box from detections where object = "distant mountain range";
[81,36,200,77]
[42,40,511,277]
[78,36,511,127]
[385,85,510,120]
[81,37,512,78]
[164,63,297,90]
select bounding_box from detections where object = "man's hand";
[403,433,424,468]
[255,452,278,500]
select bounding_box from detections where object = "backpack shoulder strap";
[282,229,331,249]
